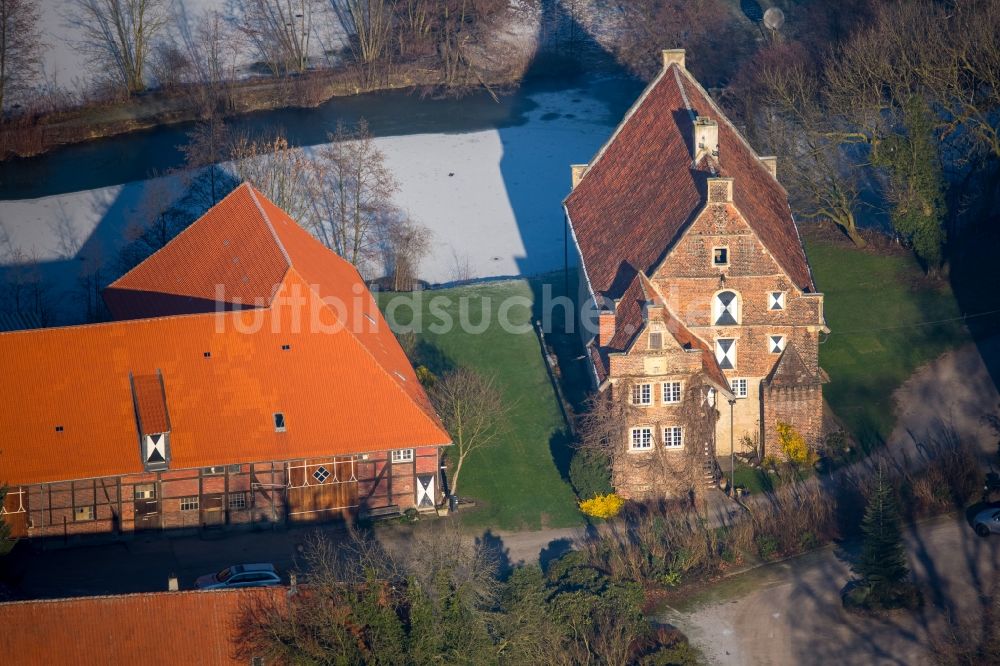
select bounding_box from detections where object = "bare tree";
[0,0,44,113]
[70,0,168,96]
[179,117,231,206]
[309,119,396,268]
[429,367,508,498]
[378,210,430,291]
[229,129,316,223]
[331,0,394,88]
[238,0,318,76]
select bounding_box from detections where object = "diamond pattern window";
[630,427,653,450]
[713,291,740,325]
[769,335,787,354]
[631,383,652,405]
[715,338,737,370]
[731,378,749,398]
[313,466,331,483]
[769,291,785,311]
[663,426,683,449]
[662,381,682,404]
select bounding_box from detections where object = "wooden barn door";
[287,457,359,521]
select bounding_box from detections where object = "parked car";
[973,508,1000,537]
[195,563,282,590]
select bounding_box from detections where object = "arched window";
[712,290,740,326]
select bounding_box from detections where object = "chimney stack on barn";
[167,574,179,592]
[662,49,686,70]
[570,164,588,189]
[759,155,778,179]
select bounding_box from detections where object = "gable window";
[662,381,682,404]
[392,449,415,463]
[716,338,737,370]
[630,427,653,450]
[180,496,199,511]
[74,505,95,522]
[769,291,785,311]
[713,247,729,266]
[712,291,740,326]
[649,331,663,350]
[631,383,652,406]
[731,378,749,399]
[274,412,286,432]
[769,335,787,354]
[663,426,684,449]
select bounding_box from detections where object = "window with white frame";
[662,381,682,404]
[74,505,95,522]
[769,291,786,311]
[631,383,652,405]
[630,427,653,450]
[716,338,737,369]
[180,496,199,512]
[769,334,787,354]
[712,291,740,325]
[731,378,749,398]
[663,426,684,449]
[228,492,248,510]
[391,448,415,463]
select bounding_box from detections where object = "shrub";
[415,365,436,387]
[569,448,613,499]
[755,534,778,559]
[580,493,625,519]
[777,422,817,467]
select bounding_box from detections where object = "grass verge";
[804,234,971,449]
[376,279,582,531]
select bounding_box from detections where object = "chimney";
[662,49,685,70]
[167,574,179,592]
[598,307,616,346]
[759,156,777,179]
[694,117,719,163]
[707,177,733,204]
[570,164,588,190]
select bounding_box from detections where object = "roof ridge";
[0,586,267,607]
[286,267,450,443]
[244,183,294,268]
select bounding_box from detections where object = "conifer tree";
[854,469,909,599]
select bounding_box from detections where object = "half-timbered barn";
[0,184,450,540]
[565,50,829,498]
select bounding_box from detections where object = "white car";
[195,563,282,590]
[973,508,1000,537]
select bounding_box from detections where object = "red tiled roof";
[565,63,815,299]
[0,589,278,665]
[0,184,450,486]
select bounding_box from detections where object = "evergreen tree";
[854,469,909,598]
[874,96,948,270]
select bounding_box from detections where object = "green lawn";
[805,237,971,449]
[376,280,583,530]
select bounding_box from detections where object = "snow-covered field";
[0,85,622,323]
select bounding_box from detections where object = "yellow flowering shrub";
[579,493,625,519]
[777,422,816,467]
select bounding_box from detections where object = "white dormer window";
[769,335,787,354]
[769,291,785,311]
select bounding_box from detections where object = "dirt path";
[667,340,1000,665]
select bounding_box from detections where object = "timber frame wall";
[1,446,442,541]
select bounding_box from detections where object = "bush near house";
[569,448,613,500]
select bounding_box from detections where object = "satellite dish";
[763,7,786,31]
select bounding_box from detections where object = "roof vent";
[55,425,64,432]
[281,344,291,351]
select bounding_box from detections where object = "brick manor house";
[565,50,829,498]
[0,184,451,540]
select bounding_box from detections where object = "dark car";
[195,563,282,590]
